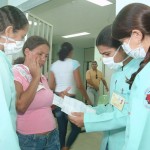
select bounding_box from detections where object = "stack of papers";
[52,94,96,115]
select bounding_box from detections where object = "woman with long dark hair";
[112,3,150,150]
[69,25,142,150]
[0,5,28,149]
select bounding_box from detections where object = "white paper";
[61,96,96,115]
[52,94,64,108]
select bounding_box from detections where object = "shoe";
[61,147,69,150]
[80,127,86,133]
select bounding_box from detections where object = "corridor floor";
[70,130,103,150]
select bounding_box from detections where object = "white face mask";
[102,47,129,70]
[122,36,146,59]
[0,36,24,55]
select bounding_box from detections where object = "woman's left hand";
[68,112,84,127]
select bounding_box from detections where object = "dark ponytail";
[127,47,150,89]
[13,57,25,65]
[58,42,73,61]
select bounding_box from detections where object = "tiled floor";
[70,131,103,150]
[64,124,103,150]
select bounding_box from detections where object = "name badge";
[110,92,125,111]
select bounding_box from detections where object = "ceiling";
[29,0,116,49]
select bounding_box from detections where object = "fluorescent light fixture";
[29,21,38,26]
[62,32,90,38]
[86,0,112,6]
[29,21,32,25]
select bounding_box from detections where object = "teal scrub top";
[0,51,20,150]
[84,58,142,150]
[123,62,150,150]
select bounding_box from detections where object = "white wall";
[116,0,150,15]
[8,0,27,6]
[0,0,7,7]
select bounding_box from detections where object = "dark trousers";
[106,143,108,150]
[54,107,81,148]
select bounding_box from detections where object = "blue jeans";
[54,107,81,148]
[17,129,60,150]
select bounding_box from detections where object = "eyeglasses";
[96,74,98,79]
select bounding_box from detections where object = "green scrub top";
[0,51,20,150]
[123,62,150,150]
[84,58,142,150]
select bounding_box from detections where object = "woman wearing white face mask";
[69,25,142,150]
[0,5,28,150]
[0,36,25,55]
[112,3,150,150]
[121,34,146,59]
[102,46,130,70]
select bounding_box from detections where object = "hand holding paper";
[68,112,84,127]
[52,95,96,115]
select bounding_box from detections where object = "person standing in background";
[0,5,29,150]
[86,61,109,106]
[49,42,92,150]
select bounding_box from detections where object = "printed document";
[53,95,96,115]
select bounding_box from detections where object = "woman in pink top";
[13,36,60,150]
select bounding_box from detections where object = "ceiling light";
[29,21,38,26]
[62,32,90,38]
[29,21,32,25]
[86,0,112,6]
